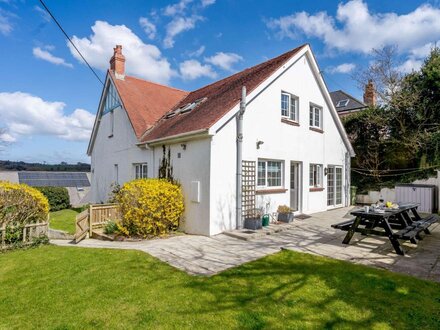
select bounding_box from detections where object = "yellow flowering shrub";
[0,181,49,226]
[116,179,184,237]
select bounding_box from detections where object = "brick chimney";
[110,45,125,80]
[363,79,376,106]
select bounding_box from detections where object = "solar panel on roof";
[18,172,90,187]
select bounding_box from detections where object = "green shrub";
[36,186,70,211]
[116,179,184,237]
[103,220,118,235]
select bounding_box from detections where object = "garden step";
[91,229,114,241]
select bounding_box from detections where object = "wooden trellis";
[242,160,256,218]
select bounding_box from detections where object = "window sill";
[256,188,288,195]
[309,127,324,134]
[281,118,299,126]
[309,187,324,192]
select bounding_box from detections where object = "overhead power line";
[38,0,104,86]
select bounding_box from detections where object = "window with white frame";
[309,104,323,129]
[134,163,148,179]
[281,92,299,122]
[257,160,283,188]
[309,164,323,187]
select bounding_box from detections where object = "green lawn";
[49,209,79,234]
[0,246,439,329]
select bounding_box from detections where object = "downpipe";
[236,86,246,229]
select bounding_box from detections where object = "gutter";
[137,128,211,147]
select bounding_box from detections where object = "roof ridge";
[110,70,189,93]
[188,44,308,94]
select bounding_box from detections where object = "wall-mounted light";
[181,143,187,150]
[256,140,264,149]
[324,167,328,176]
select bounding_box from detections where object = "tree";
[346,46,440,191]
[352,45,404,104]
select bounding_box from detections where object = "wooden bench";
[394,214,439,240]
[331,219,355,231]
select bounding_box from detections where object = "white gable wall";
[209,52,349,235]
[90,103,152,203]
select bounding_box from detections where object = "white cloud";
[266,0,440,54]
[33,47,73,68]
[139,17,156,39]
[205,52,243,71]
[0,92,94,142]
[188,45,205,57]
[327,63,356,74]
[163,0,193,16]
[0,9,13,35]
[68,21,175,84]
[201,0,215,7]
[0,131,15,143]
[34,5,50,22]
[179,60,217,80]
[397,59,423,74]
[164,15,202,48]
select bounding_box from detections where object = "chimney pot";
[363,79,376,107]
[110,45,125,80]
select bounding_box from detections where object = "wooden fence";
[75,204,121,243]
[1,222,48,250]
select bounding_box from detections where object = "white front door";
[290,162,301,212]
[327,166,342,207]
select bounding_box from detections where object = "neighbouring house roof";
[110,72,189,139]
[140,44,306,142]
[330,90,366,114]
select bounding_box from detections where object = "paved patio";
[52,207,440,281]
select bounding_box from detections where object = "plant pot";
[244,217,262,230]
[278,212,294,223]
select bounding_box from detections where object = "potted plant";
[244,209,263,230]
[277,205,294,223]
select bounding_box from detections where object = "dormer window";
[336,99,349,108]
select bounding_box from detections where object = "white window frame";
[309,164,323,188]
[257,159,284,189]
[134,163,148,179]
[309,104,323,129]
[281,91,299,122]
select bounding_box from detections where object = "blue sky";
[0,0,439,163]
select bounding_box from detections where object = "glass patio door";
[327,166,342,207]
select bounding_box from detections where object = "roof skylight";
[336,99,349,107]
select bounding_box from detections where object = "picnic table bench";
[331,203,439,255]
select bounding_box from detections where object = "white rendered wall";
[90,105,152,203]
[151,139,211,235]
[210,53,349,234]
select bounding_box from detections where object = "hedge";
[36,186,70,211]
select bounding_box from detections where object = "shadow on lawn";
[185,250,440,329]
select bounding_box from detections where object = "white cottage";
[88,44,355,236]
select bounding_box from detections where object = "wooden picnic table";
[332,203,439,255]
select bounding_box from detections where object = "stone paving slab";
[52,207,440,281]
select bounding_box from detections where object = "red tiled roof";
[110,71,188,139]
[141,44,306,142]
